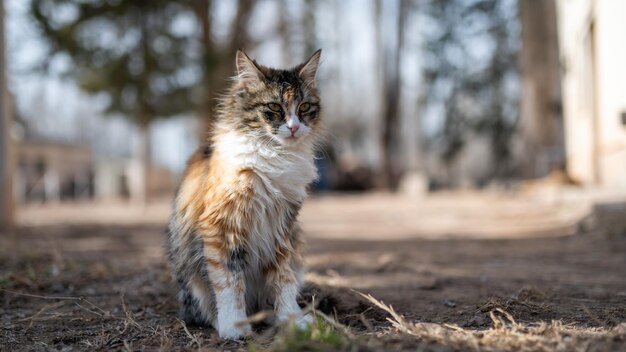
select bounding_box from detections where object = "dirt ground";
[1,192,625,351]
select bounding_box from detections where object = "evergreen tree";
[29,0,201,203]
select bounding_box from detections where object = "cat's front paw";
[217,320,252,340]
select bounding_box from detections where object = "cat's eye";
[299,103,311,113]
[268,103,282,112]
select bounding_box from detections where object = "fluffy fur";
[166,50,323,340]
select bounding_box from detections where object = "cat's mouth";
[282,134,300,142]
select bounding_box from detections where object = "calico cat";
[166,50,322,340]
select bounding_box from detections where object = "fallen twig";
[1,288,84,301]
[0,288,115,323]
[177,318,203,350]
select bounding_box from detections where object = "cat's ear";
[236,50,265,84]
[297,49,322,87]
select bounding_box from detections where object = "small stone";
[444,300,456,308]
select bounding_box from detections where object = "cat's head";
[226,50,322,146]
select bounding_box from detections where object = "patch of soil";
[1,196,626,350]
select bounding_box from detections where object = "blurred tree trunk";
[0,0,16,242]
[379,0,408,190]
[401,1,423,177]
[134,122,150,205]
[229,0,254,53]
[134,15,152,206]
[302,0,317,56]
[195,0,214,144]
[277,0,292,65]
[519,0,564,178]
[197,0,255,140]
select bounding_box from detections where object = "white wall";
[557,0,626,189]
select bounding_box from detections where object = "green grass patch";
[252,316,357,352]
[0,276,10,287]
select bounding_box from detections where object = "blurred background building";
[557,0,626,190]
[0,0,625,219]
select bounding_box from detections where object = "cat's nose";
[288,124,300,135]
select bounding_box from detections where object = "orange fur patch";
[178,150,261,262]
[282,86,296,104]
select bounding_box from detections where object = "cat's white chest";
[215,132,317,260]
[255,154,315,201]
[216,132,317,200]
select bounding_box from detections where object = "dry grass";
[358,291,626,352]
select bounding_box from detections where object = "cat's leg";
[266,246,312,329]
[199,169,260,339]
[178,282,205,326]
[185,275,217,326]
[176,275,216,327]
[203,240,251,340]
[167,225,216,327]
